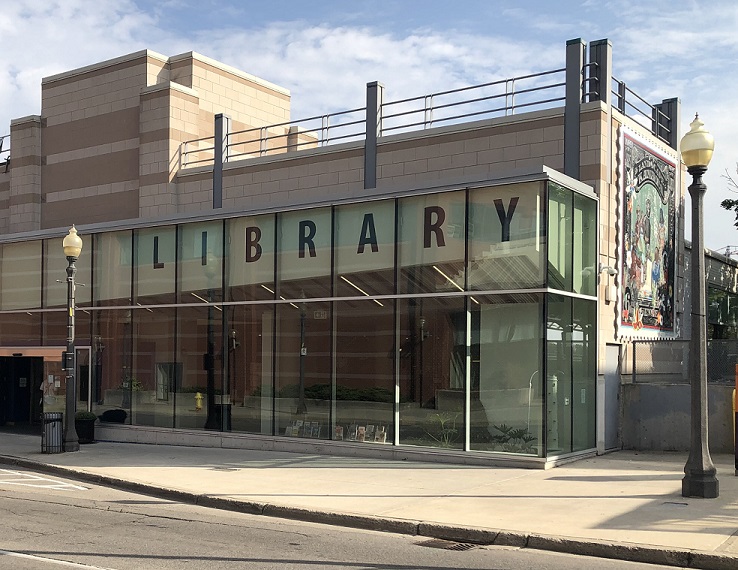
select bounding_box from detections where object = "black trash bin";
[41,412,63,454]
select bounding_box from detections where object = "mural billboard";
[619,128,678,338]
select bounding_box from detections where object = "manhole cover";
[416,539,476,551]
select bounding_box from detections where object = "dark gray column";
[213,113,231,209]
[588,39,612,106]
[364,81,384,189]
[654,98,681,150]
[564,38,585,179]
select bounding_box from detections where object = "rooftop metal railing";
[612,76,673,146]
[180,67,569,169]
[380,68,566,135]
[179,61,673,170]
[226,107,366,162]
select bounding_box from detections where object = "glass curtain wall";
[92,231,133,422]
[176,221,224,430]
[546,181,597,455]
[397,191,466,449]
[333,201,396,443]
[0,177,598,458]
[226,214,276,435]
[467,182,546,455]
[132,226,177,427]
[275,207,332,438]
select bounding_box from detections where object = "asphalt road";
[0,466,678,570]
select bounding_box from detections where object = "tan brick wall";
[376,112,565,192]
[8,117,42,233]
[139,84,201,218]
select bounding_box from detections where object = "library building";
[0,38,687,467]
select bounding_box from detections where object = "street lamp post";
[63,225,83,452]
[680,114,719,498]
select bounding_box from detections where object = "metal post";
[63,256,79,452]
[564,38,585,179]
[682,165,719,498]
[297,303,307,415]
[364,81,384,190]
[213,113,230,209]
[204,289,219,430]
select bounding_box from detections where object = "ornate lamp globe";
[680,114,714,169]
[63,225,83,259]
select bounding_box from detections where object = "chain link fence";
[630,339,738,384]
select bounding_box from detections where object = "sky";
[2,0,737,250]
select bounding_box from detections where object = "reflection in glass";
[131,307,175,428]
[275,301,331,439]
[399,192,466,295]
[547,294,573,455]
[91,309,132,424]
[572,298,596,451]
[334,300,395,443]
[548,183,573,292]
[398,296,466,449]
[334,201,396,297]
[175,305,224,430]
[470,294,543,456]
[1,241,42,310]
[277,208,331,300]
[228,304,274,435]
[469,183,545,290]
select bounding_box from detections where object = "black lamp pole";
[681,115,719,498]
[63,226,83,452]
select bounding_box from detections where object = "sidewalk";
[1,432,737,570]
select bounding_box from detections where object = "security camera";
[599,264,618,277]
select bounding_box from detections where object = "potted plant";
[75,410,97,444]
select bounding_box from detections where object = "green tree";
[720,162,738,229]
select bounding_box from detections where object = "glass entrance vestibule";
[0,171,597,459]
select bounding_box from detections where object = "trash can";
[41,412,63,454]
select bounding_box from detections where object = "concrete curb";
[2,454,737,570]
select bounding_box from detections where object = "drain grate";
[209,466,240,471]
[416,538,476,551]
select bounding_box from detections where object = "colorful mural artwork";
[619,128,678,338]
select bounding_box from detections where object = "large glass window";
[277,208,331,299]
[399,192,466,295]
[547,294,573,455]
[574,193,597,296]
[333,299,395,444]
[92,232,133,420]
[227,215,276,302]
[177,221,224,431]
[92,308,133,423]
[334,201,396,297]
[470,294,543,456]
[572,298,596,452]
[275,300,331,438]
[227,215,277,435]
[275,208,333,437]
[228,304,274,435]
[548,183,597,295]
[398,296,466,449]
[135,226,176,304]
[469,183,545,290]
[44,236,92,308]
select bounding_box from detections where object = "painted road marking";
[0,549,114,568]
[0,469,87,491]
